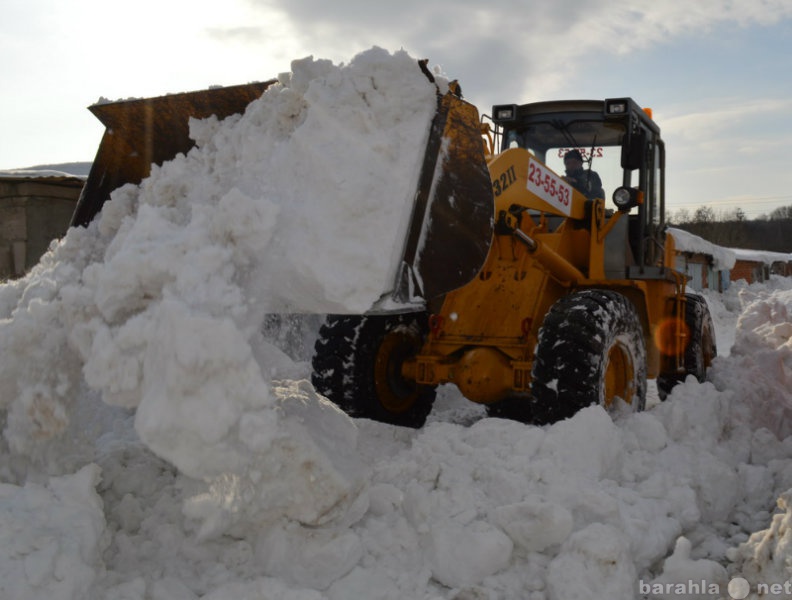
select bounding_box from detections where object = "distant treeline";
[667,204,792,253]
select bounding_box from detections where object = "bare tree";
[693,205,716,223]
[769,204,792,220]
[666,208,691,224]
[664,204,791,252]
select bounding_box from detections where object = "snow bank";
[0,465,105,600]
[728,490,792,596]
[0,48,444,522]
[712,279,792,438]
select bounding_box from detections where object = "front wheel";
[530,289,647,424]
[311,313,436,428]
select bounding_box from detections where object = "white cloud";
[3,0,792,224]
[239,0,792,104]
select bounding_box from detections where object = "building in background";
[667,228,736,292]
[0,169,86,279]
[731,248,792,284]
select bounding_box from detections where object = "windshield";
[503,119,627,201]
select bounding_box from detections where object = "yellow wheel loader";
[70,62,715,429]
[312,98,716,427]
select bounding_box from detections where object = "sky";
[3,0,792,219]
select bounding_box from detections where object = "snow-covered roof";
[0,162,91,180]
[667,227,737,270]
[0,169,87,182]
[730,246,792,265]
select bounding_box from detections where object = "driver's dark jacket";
[565,167,604,200]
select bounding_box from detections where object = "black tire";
[311,313,436,428]
[657,293,717,399]
[485,395,533,422]
[530,289,647,424]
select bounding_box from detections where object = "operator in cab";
[563,149,604,200]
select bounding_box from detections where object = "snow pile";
[0,48,446,536]
[2,46,792,600]
[0,465,105,600]
[711,278,792,438]
[647,537,728,600]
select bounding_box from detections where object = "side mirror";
[621,129,646,170]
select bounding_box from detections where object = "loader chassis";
[313,97,716,427]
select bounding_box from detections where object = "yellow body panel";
[488,148,588,219]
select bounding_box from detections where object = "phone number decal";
[557,147,604,159]
[527,157,573,215]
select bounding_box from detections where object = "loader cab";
[490,98,666,268]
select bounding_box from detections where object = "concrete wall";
[0,177,83,279]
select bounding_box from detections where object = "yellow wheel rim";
[603,339,635,409]
[374,329,420,414]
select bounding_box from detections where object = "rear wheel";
[485,395,533,422]
[657,293,717,399]
[531,289,647,424]
[311,313,436,428]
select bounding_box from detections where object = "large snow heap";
[0,48,444,532]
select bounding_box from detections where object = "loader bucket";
[70,81,276,227]
[70,65,494,306]
[391,90,494,303]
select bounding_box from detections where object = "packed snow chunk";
[133,299,274,479]
[185,46,440,314]
[490,496,574,552]
[728,489,792,591]
[427,519,513,588]
[711,286,792,438]
[648,536,728,600]
[257,49,440,312]
[0,464,106,600]
[256,522,363,590]
[537,405,622,479]
[623,410,669,453]
[546,523,637,600]
[182,380,368,539]
[200,577,324,600]
[0,231,101,453]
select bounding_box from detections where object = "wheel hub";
[374,328,422,414]
[604,339,635,409]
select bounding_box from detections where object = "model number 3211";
[492,165,517,197]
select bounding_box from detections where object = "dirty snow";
[1,48,792,600]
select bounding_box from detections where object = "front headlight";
[612,186,640,212]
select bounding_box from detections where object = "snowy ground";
[1,48,792,600]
